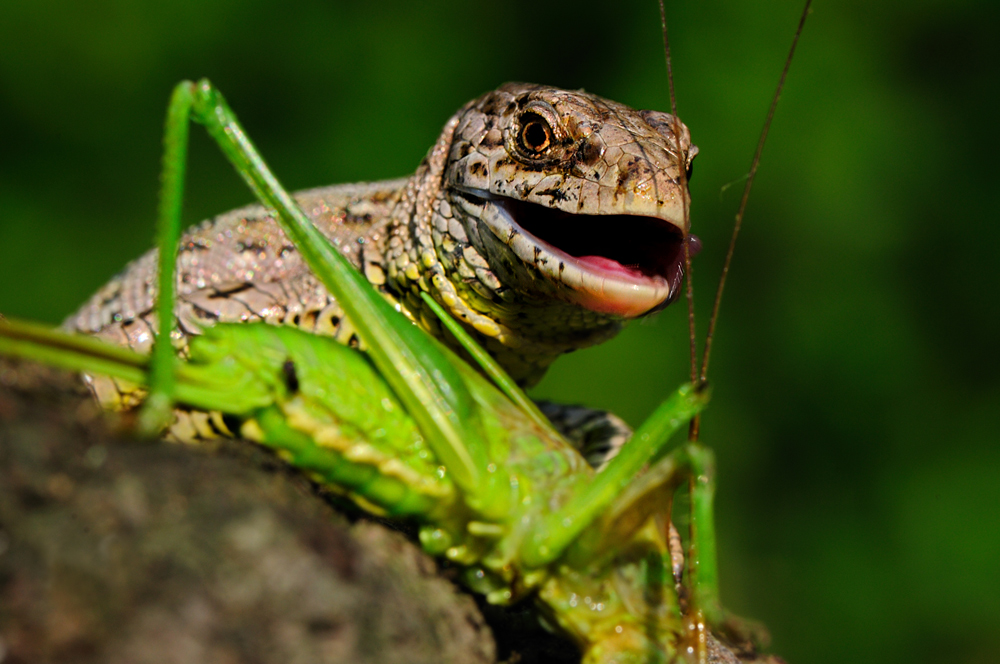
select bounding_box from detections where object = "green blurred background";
[1,0,997,661]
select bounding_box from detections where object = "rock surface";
[0,362,497,664]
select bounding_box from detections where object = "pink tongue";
[576,255,644,278]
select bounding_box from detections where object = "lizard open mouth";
[471,193,698,318]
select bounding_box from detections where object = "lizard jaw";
[469,192,696,318]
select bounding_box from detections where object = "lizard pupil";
[519,114,552,153]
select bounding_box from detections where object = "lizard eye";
[518,112,553,154]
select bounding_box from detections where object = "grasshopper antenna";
[686,0,812,441]
[657,9,712,658]
[699,1,812,384]
[658,0,698,389]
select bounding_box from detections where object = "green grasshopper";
[0,77,717,663]
[0,4,810,662]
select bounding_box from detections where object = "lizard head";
[389,83,698,383]
[444,83,698,319]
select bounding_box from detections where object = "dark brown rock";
[0,361,495,664]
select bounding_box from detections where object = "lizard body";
[69,83,696,421]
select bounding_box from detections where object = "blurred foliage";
[0,1,998,662]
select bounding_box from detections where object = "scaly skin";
[68,83,696,395]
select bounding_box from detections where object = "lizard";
[67,82,698,450]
